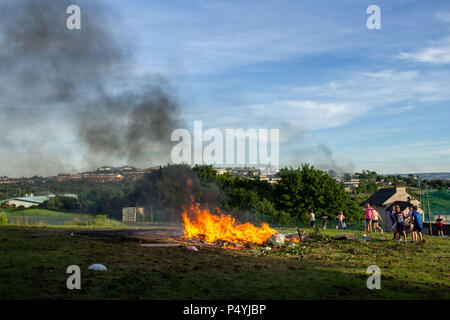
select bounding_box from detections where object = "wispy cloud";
[398,37,450,64]
[195,68,450,142]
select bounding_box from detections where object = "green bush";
[0,211,7,225]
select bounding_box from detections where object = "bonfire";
[182,196,276,245]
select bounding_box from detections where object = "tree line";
[3,164,448,223]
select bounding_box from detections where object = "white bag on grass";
[88,264,107,271]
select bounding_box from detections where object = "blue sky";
[2,0,449,176]
[105,0,450,174]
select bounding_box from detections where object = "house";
[344,179,360,192]
[1,195,53,208]
[362,185,423,230]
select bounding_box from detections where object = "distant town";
[1,165,450,187]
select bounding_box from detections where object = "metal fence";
[149,209,364,230]
[2,207,365,230]
[6,215,86,226]
[3,209,103,226]
[421,189,450,224]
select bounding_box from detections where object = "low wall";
[421,222,449,236]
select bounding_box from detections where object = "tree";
[254,198,277,216]
[274,164,362,222]
[343,173,352,182]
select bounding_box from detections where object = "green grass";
[3,209,133,228]
[5,208,76,217]
[0,226,448,300]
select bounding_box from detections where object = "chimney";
[395,181,406,194]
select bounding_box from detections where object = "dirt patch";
[74,228,184,243]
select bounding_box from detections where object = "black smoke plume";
[317,144,355,174]
[0,0,182,177]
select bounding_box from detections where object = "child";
[337,212,345,230]
[310,212,316,229]
[411,206,424,243]
[407,204,415,239]
[389,205,397,240]
[394,205,407,243]
[322,215,328,230]
[363,203,374,233]
[435,216,444,237]
[371,205,384,233]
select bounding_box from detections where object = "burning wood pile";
[181,196,300,249]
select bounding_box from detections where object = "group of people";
[309,211,346,230]
[364,203,424,243]
[309,204,445,241]
[363,204,384,233]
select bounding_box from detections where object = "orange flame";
[182,197,276,245]
[287,237,300,243]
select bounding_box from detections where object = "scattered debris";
[139,243,182,247]
[263,246,272,251]
[285,233,301,242]
[287,242,296,248]
[88,264,107,271]
[267,233,285,246]
[301,234,311,242]
[334,234,355,240]
[359,235,371,242]
[186,245,199,251]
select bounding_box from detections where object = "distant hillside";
[389,172,450,180]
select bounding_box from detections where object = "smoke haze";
[0,0,182,177]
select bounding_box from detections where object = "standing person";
[389,205,397,240]
[407,204,415,239]
[435,216,444,237]
[411,205,424,243]
[322,215,328,230]
[363,203,374,233]
[371,205,384,233]
[394,205,407,243]
[310,212,316,229]
[337,211,345,230]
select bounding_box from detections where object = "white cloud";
[398,37,450,64]
[383,105,416,115]
[210,68,450,140]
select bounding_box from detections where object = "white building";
[1,195,53,208]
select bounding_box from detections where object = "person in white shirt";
[310,212,316,228]
[371,205,384,233]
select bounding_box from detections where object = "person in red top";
[363,203,374,233]
[435,216,444,237]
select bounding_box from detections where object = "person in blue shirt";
[411,205,424,243]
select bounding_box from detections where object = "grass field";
[3,208,130,228]
[0,225,448,300]
[4,208,76,217]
